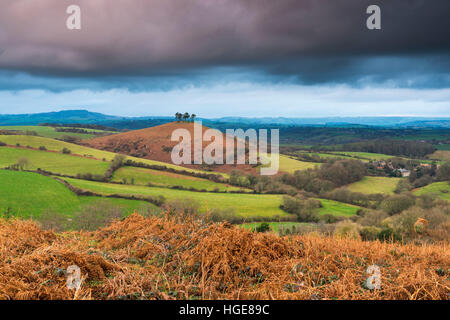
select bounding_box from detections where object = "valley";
[0,120,448,239]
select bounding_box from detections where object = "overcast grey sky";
[0,0,449,117]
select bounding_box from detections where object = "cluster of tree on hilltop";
[175,112,196,122]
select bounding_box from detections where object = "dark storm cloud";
[0,0,449,87]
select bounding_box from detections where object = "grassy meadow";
[329,151,394,161]
[413,181,450,201]
[59,176,288,218]
[0,125,112,139]
[329,151,439,165]
[0,170,157,218]
[0,134,116,159]
[276,155,319,173]
[347,176,401,195]
[112,166,245,192]
[58,176,361,218]
[0,146,109,176]
[0,134,225,176]
[297,151,366,161]
[318,199,361,216]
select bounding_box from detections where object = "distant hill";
[0,110,124,125]
[84,122,256,174]
[1,109,449,129]
[210,116,450,127]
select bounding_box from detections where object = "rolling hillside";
[0,110,122,126]
[59,176,288,218]
[57,176,362,218]
[0,126,113,140]
[84,122,257,174]
[0,146,110,176]
[0,134,225,176]
[278,155,320,173]
[111,166,245,192]
[0,170,156,217]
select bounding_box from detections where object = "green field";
[0,134,114,159]
[328,151,438,164]
[58,176,361,219]
[0,126,113,139]
[347,176,401,195]
[0,146,109,176]
[112,166,245,192]
[0,170,157,218]
[297,151,369,162]
[319,199,361,216]
[59,177,287,218]
[278,155,320,173]
[0,135,225,176]
[413,182,450,201]
[329,151,394,161]
[258,153,319,174]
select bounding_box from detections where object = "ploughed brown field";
[83,122,257,174]
[1,213,448,300]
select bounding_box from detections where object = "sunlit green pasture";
[0,126,112,139]
[413,182,450,201]
[0,170,157,218]
[0,135,225,176]
[0,146,109,176]
[347,176,401,195]
[112,166,245,192]
[58,177,361,219]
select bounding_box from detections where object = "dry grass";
[0,213,448,300]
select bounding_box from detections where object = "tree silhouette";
[175,112,197,122]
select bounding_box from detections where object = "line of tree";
[104,154,126,180]
[175,112,196,122]
[337,139,436,158]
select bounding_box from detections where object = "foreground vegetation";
[0,213,447,300]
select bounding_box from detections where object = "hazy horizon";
[2,108,450,121]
